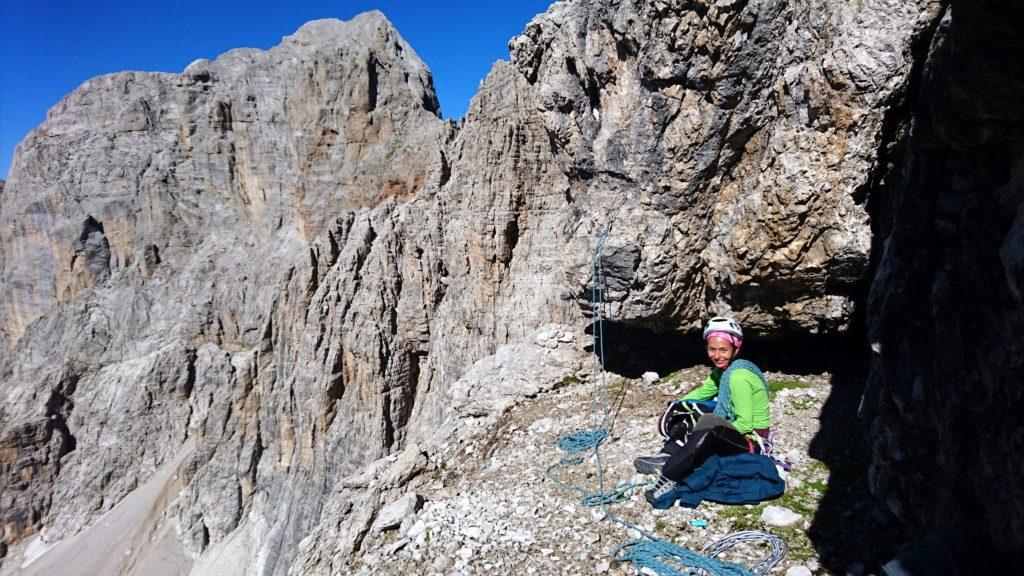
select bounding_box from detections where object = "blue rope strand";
[613,540,754,576]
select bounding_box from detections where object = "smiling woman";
[633,316,774,503]
[0,0,553,178]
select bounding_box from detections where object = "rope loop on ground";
[699,531,789,575]
[613,539,755,576]
[554,428,609,456]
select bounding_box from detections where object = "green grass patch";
[767,380,811,394]
[608,378,628,392]
[807,460,830,474]
[663,366,688,389]
[562,374,582,386]
[778,488,816,517]
[717,505,762,531]
[664,369,685,383]
[806,479,827,493]
[790,398,814,411]
[663,369,696,395]
[771,525,816,560]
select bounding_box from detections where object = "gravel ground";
[341,361,905,576]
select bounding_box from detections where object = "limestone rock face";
[288,327,582,576]
[863,0,1024,557]
[0,12,445,348]
[0,11,452,570]
[512,0,942,335]
[0,1,958,574]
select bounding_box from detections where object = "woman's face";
[706,336,737,369]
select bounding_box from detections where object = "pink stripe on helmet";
[705,330,742,349]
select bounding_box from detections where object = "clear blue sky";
[0,1,553,180]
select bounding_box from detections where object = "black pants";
[660,413,755,482]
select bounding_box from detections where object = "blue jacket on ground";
[649,453,785,510]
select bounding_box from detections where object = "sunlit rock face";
[0,13,444,348]
[0,11,454,569]
[863,0,1024,558]
[514,0,941,336]
[0,1,958,574]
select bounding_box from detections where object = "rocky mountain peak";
[275,11,439,116]
[0,11,448,349]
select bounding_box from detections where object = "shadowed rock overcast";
[1,1,1022,575]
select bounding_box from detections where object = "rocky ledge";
[297,328,894,576]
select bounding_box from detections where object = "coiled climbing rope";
[545,223,788,576]
[701,531,789,575]
[612,540,753,576]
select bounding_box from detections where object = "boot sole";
[633,458,666,475]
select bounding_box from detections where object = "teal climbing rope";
[591,230,611,432]
[545,231,642,506]
[544,226,785,576]
[612,540,753,576]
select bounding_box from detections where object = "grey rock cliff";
[0,11,451,570]
[516,0,941,335]
[0,12,444,348]
[1,0,991,574]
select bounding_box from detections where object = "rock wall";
[0,0,965,573]
[0,12,453,566]
[0,14,445,348]
[520,0,941,335]
[863,0,1024,556]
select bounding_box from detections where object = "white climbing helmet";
[702,316,743,340]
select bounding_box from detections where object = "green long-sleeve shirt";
[681,367,771,435]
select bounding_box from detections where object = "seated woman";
[633,317,771,503]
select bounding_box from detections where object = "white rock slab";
[373,492,423,533]
[761,505,803,527]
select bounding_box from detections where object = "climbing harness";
[545,226,788,576]
[658,400,714,440]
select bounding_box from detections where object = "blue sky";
[0,1,554,179]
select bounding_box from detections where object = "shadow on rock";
[806,365,907,574]
[586,321,861,379]
[583,322,703,379]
